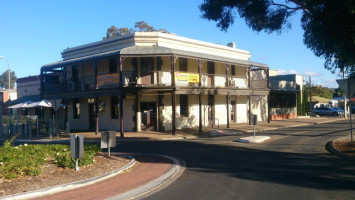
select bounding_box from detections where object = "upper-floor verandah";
[41,46,269,96]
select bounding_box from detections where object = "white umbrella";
[8,101,33,109]
[22,100,52,108]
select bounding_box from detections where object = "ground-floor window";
[180,95,188,116]
[73,98,80,119]
[270,93,296,108]
[111,96,119,119]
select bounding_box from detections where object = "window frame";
[180,95,188,117]
[111,96,119,119]
[73,98,80,119]
[179,58,188,72]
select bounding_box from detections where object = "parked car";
[312,107,344,116]
[333,107,344,113]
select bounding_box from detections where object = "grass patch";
[0,136,101,179]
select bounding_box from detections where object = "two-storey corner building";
[41,31,270,135]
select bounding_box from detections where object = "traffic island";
[236,136,271,144]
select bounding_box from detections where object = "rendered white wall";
[176,94,199,129]
[236,96,248,123]
[161,94,172,130]
[97,96,120,131]
[214,95,228,125]
[251,96,268,121]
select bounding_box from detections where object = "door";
[140,57,154,85]
[141,102,156,131]
[89,103,95,130]
[207,62,215,87]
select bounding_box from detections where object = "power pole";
[309,76,312,112]
[344,67,348,118]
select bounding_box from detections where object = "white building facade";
[41,32,269,135]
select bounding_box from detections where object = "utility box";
[251,114,257,125]
[70,135,84,159]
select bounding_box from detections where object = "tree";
[103,21,156,40]
[333,87,344,97]
[199,0,355,73]
[0,70,17,89]
[134,21,155,32]
[309,85,334,99]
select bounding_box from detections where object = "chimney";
[227,42,236,48]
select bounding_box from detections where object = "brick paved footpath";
[37,154,172,200]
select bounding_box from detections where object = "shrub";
[0,137,101,179]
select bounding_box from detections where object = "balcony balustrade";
[42,69,267,95]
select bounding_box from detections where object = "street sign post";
[252,114,257,138]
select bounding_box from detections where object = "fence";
[0,115,65,139]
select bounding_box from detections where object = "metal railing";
[42,70,268,93]
[0,115,65,139]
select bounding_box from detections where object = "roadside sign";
[101,131,116,156]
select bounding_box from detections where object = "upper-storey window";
[179,58,187,72]
[141,57,154,73]
[72,65,78,81]
[207,62,214,74]
[231,65,236,76]
[109,59,117,73]
[157,57,162,71]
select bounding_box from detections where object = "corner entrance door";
[141,102,156,131]
[89,103,95,130]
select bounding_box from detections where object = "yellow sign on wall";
[97,73,119,87]
[175,72,199,83]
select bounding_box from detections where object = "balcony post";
[248,66,251,88]
[40,69,44,99]
[119,56,125,137]
[94,61,99,135]
[171,56,176,135]
[266,68,271,123]
[225,64,230,128]
[119,57,126,86]
[63,66,67,92]
[197,59,203,133]
[225,64,230,87]
[249,95,252,125]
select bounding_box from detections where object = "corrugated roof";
[7,95,41,105]
[42,49,121,70]
[120,46,268,68]
[42,46,268,70]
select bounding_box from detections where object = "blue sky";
[0,0,341,88]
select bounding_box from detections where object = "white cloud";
[304,69,322,77]
[289,69,299,74]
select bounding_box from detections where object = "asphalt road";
[117,119,355,200]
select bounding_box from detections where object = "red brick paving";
[37,154,172,200]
